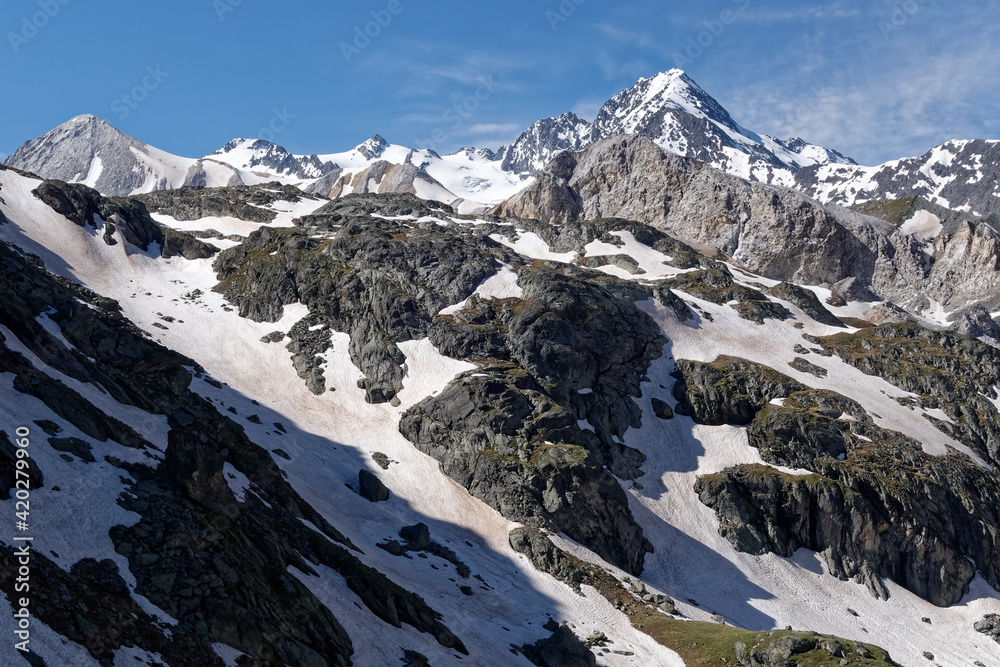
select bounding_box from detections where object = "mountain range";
[9,70,1000,217]
[2,69,1000,667]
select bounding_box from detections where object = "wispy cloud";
[739,3,862,24]
[468,123,521,135]
[572,99,604,120]
[716,2,1000,164]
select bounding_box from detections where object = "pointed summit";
[356,134,389,160]
[4,114,151,194]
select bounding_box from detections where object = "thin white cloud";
[572,99,604,121]
[720,5,1000,164]
[468,123,522,135]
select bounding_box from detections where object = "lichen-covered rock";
[695,377,1000,606]
[975,614,1000,644]
[818,323,1000,467]
[672,356,805,425]
[768,281,844,327]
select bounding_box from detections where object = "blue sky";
[0,0,997,166]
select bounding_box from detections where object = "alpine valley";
[1,69,1000,667]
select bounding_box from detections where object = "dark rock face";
[134,182,319,223]
[404,265,665,575]
[672,356,805,425]
[399,523,431,550]
[32,179,216,258]
[508,527,589,591]
[213,194,507,403]
[358,469,390,502]
[682,356,1000,607]
[519,624,597,667]
[400,362,653,576]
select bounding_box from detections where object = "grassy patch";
[642,616,896,666]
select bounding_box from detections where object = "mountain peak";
[356,134,389,160]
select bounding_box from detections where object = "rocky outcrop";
[682,356,1000,607]
[672,356,805,425]
[768,282,844,327]
[732,633,896,667]
[949,304,1000,347]
[662,263,791,324]
[508,527,590,591]
[32,180,216,258]
[493,134,1000,320]
[818,323,1000,467]
[213,194,509,402]
[358,469,390,502]
[400,361,653,576]
[134,182,319,222]
[519,622,597,667]
[975,614,1000,645]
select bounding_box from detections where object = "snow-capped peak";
[356,134,389,160]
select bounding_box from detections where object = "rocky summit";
[1,68,1000,667]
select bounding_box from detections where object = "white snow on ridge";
[438,264,523,316]
[489,231,576,263]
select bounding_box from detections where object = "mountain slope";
[1,162,998,665]
[495,134,1000,323]
[4,115,248,196]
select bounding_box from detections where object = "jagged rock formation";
[494,134,1000,318]
[796,139,1000,216]
[134,182,321,222]
[208,138,338,180]
[32,180,217,259]
[498,112,592,175]
[677,356,1000,607]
